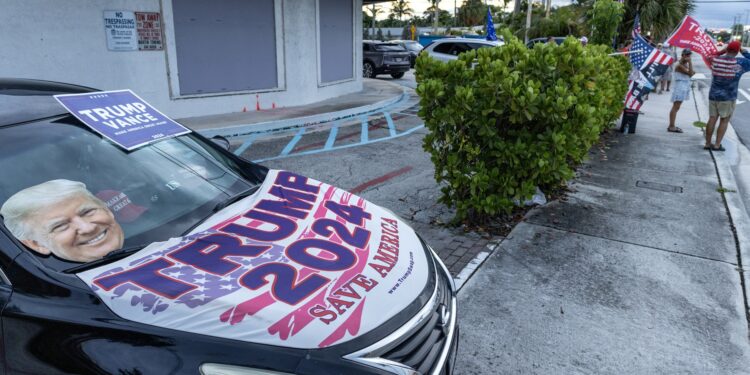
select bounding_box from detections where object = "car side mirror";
[210,135,231,151]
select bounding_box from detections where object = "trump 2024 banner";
[77,170,429,349]
[54,90,191,151]
[666,15,718,66]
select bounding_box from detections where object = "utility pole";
[454,0,457,27]
[371,4,376,38]
[525,0,533,44]
[434,1,440,34]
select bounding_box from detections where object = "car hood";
[77,170,430,349]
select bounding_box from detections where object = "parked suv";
[363,41,411,79]
[0,79,459,374]
[421,38,503,63]
[392,40,424,68]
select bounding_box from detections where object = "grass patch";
[717,187,737,193]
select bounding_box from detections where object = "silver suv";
[421,38,503,63]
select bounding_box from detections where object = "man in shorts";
[705,40,750,151]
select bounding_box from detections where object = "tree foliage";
[390,0,414,21]
[589,0,624,46]
[622,0,694,41]
[457,0,486,27]
[415,30,629,221]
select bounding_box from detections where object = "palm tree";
[430,0,442,31]
[391,0,414,22]
[366,5,383,36]
[624,0,694,41]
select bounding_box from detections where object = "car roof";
[0,78,97,127]
[431,38,500,45]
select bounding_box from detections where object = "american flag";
[624,33,675,110]
[632,14,641,37]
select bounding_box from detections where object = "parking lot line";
[360,115,369,143]
[252,124,424,163]
[384,112,396,137]
[324,121,340,150]
[233,133,259,155]
[280,127,306,156]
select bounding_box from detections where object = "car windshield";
[0,118,259,270]
[403,42,423,51]
[374,43,406,52]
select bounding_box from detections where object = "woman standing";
[668,48,695,133]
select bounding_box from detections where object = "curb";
[694,84,750,320]
[198,84,409,139]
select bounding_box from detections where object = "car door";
[430,42,456,62]
[449,43,473,58]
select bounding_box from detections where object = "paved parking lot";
[231,81,500,277]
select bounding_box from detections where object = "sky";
[372,0,749,30]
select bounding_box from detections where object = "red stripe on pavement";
[350,166,413,194]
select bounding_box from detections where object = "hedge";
[415,31,630,221]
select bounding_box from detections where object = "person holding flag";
[704,41,750,151]
[667,48,695,133]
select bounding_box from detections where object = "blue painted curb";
[198,86,408,139]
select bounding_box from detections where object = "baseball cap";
[681,48,692,55]
[728,40,741,53]
[95,190,148,223]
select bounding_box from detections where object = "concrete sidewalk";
[456,87,750,373]
[177,79,405,138]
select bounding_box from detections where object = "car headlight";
[200,364,293,375]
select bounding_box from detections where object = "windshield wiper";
[63,244,147,274]
[181,186,259,236]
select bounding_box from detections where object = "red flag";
[665,16,718,66]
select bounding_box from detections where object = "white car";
[421,38,503,63]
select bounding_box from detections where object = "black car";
[363,41,411,79]
[0,79,458,374]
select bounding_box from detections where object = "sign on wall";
[104,11,138,51]
[54,90,191,151]
[136,12,163,51]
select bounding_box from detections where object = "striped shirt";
[709,51,750,101]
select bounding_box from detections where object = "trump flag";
[624,33,675,110]
[665,16,718,66]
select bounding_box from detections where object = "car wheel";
[363,62,375,78]
[390,72,405,79]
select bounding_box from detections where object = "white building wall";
[0,0,363,118]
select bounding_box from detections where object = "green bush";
[415,30,629,222]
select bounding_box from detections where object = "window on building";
[172,0,279,95]
[319,0,354,84]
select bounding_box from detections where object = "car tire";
[363,62,375,78]
[390,72,405,79]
